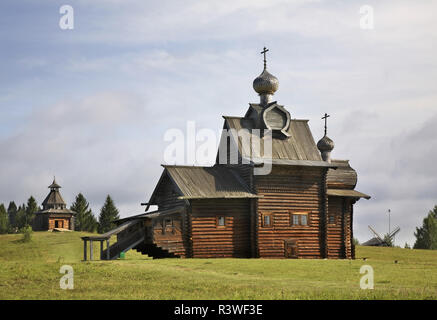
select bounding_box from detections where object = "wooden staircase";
[134,242,180,259]
[101,229,145,260]
[82,219,146,261]
[82,218,183,260]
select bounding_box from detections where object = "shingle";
[223,116,323,162]
[164,165,259,199]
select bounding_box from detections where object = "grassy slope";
[0,231,436,300]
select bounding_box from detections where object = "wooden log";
[89,240,93,261]
[100,241,103,260]
[83,240,87,261]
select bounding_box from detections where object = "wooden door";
[284,240,298,258]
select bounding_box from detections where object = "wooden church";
[33,178,76,231]
[86,48,370,260]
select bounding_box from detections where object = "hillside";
[0,231,436,299]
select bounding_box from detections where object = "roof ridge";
[222,115,243,119]
[162,164,211,169]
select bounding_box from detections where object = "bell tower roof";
[42,177,67,210]
[48,177,61,189]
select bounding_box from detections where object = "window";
[262,213,273,227]
[328,215,336,224]
[217,216,225,227]
[290,212,309,226]
[162,219,173,234]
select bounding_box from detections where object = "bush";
[20,225,33,242]
[353,237,360,246]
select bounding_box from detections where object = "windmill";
[362,225,400,247]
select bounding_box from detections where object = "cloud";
[0,91,162,217]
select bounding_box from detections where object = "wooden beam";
[106,239,110,260]
[321,169,328,259]
[83,240,87,261]
[341,198,346,259]
[90,240,93,261]
[100,241,104,260]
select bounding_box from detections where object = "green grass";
[0,231,436,299]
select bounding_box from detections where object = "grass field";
[0,231,436,300]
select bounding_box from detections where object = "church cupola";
[42,177,67,210]
[253,47,279,106]
[48,177,61,190]
[317,113,335,162]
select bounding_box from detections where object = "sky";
[0,0,436,246]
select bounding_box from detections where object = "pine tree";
[0,204,9,234]
[7,201,17,229]
[15,204,27,229]
[70,193,98,232]
[98,195,120,234]
[413,205,437,250]
[25,196,38,227]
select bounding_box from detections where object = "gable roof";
[165,165,259,199]
[149,165,258,202]
[223,115,324,163]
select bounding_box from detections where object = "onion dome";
[253,68,279,95]
[317,135,334,152]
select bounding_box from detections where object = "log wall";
[48,217,70,230]
[190,199,251,258]
[151,212,189,257]
[326,196,353,259]
[254,166,324,259]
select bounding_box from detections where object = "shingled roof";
[149,165,259,202]
[166,165,259,199]
[222,115,334,167]
[37,179,76,215]
[42,190,66,208]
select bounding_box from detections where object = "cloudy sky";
[1,0,436,246]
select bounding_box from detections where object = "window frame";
[261,212,274,228]
[216,215,226,228]
[328,214,336,225]
[162,218,174,234]
[289,211,310,227]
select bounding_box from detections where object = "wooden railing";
[81,219,144,261]
[101,229,145,260]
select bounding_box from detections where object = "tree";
[70,193,98,232]
[25,196,39,226]
[413,205,437,250]
[15,204,27,229]
[7,201,17,230]
[98,195,120,234]
[404,243,411,249]
[353,237,360,246]
[0,204,9,234]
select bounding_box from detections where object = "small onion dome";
[317,135,334,152]
[253,68,279,95]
